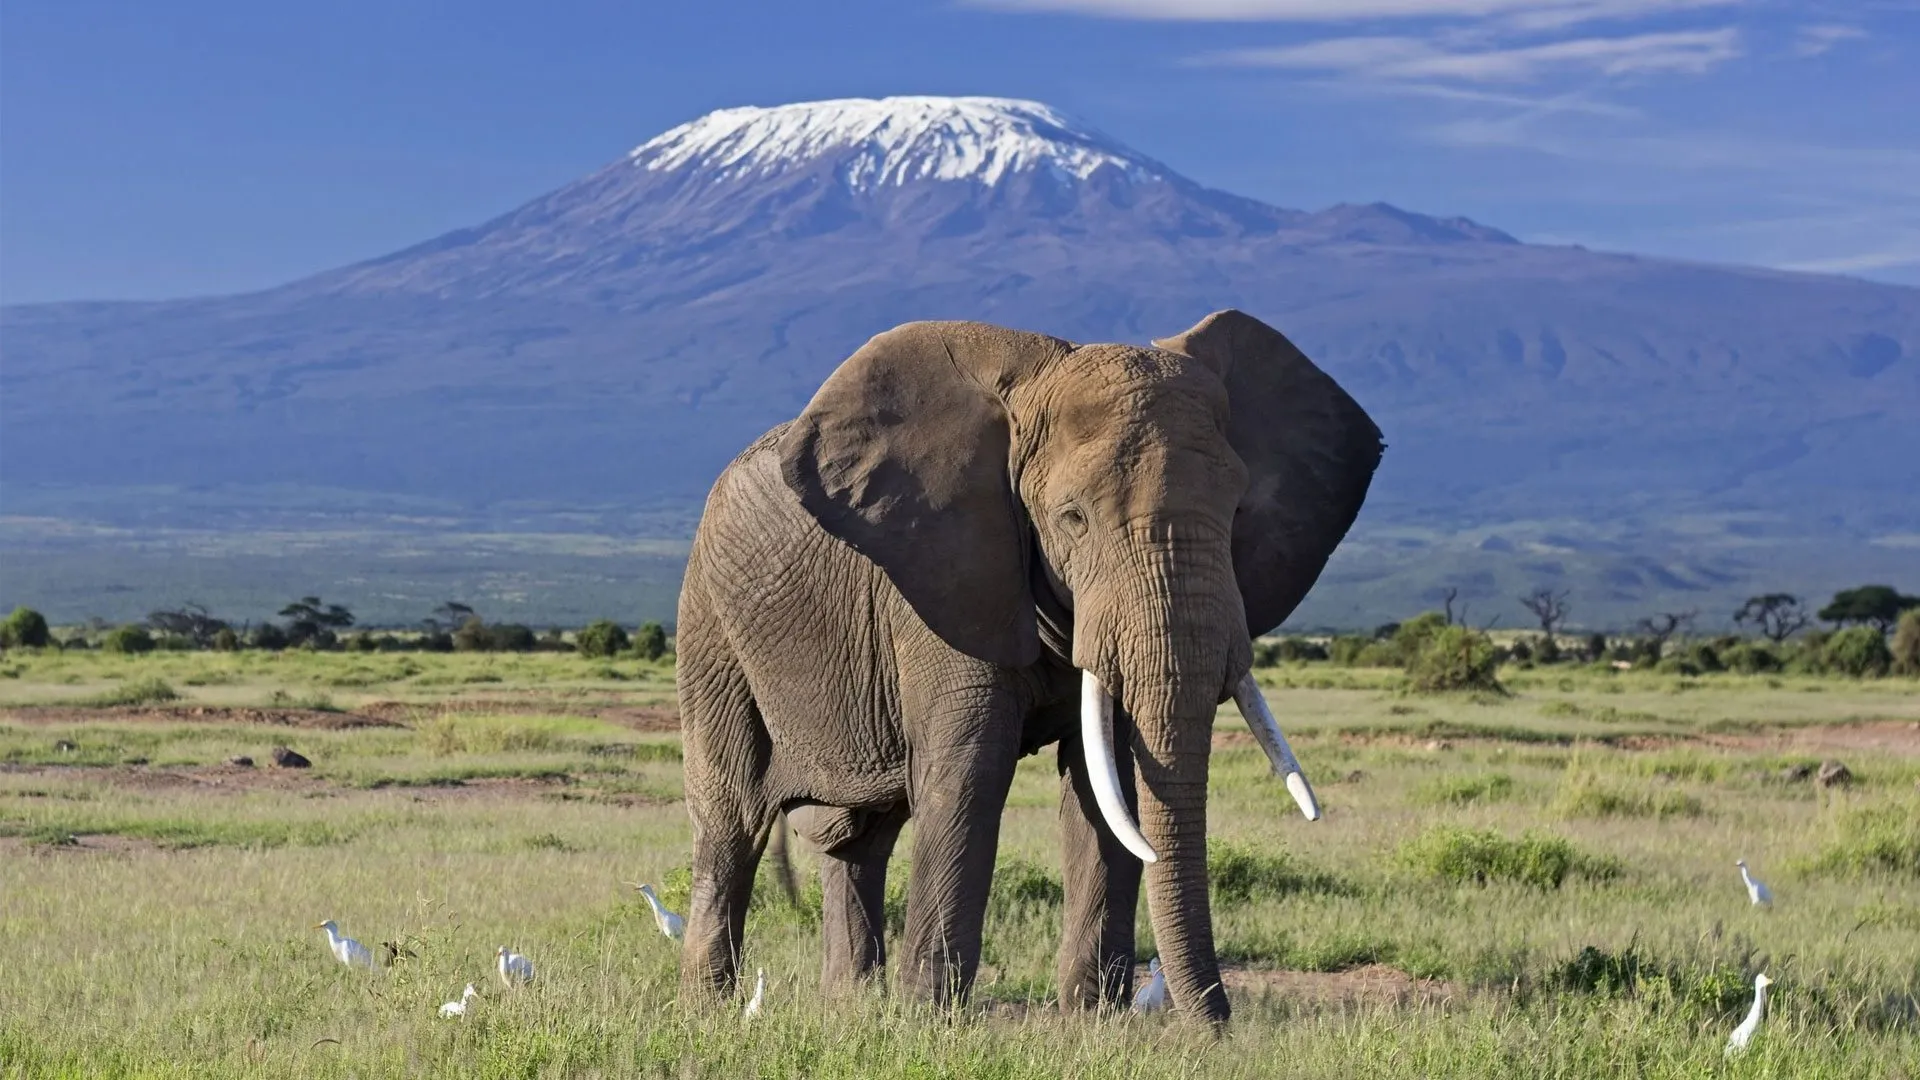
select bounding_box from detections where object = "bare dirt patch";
[356,699,679,731]
[0,762,577,802]
[1,705,400,730]
[1221,963,1466,1009]
[1698,720,1920,758]
[0,832,165,857]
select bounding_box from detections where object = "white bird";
[1132,957,1168,1013]
[1724,973,1773,1057]
[496,946,535,988]
[743,967,766,1019]
[1736,860,1773,907]
[438,983,478,1018]
[629,883,685,940]
[313,920,375,969]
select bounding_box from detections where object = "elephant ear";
[779,321,1071,668]
[1154,310,1384,636]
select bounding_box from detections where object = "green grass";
[1,653,1917,1077]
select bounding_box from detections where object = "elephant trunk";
[1075,533,1243,1024]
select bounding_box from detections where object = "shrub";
[576,619,631,659]
[1719,641,1781,674]
[89,676,179,706]
[1398,825,1618,889]
[1550,773,1703,820]
[1815,800,1920,877]
[1,607,52,648]
[1892,610,1920,677]
[1652,656,1700,677]
[1405,625,1505,694]
[1824,626,1892,678]
[1328,635,1371,667]
[1583,633,1608,662]
[1686,642,1723,673]
[250,623,289,651]
[1277,637,1328,662]
[1414,772,1517,806]
[211,627,240,652]
[1208,840,1343,904]
[101,625,156,655]
[489,624,537,652]
[633,621,668,662]
[988,858,1064,917]
[1535,635,1563,664]
[417,630,454,653]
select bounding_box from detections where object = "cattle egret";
[438,984,478,1018]
[1724,973,1772,1056]
[1736,860,1773,907]
[629,882,686,940]
[743,968,766,1019]
[496,946,535,988]
[313,921,375,969]
[1132,957,1168,1013]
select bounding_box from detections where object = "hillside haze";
[4,96,1917,628]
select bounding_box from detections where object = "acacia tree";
[1733,594,1810,643]
[148,602,230,648]
[1519,589,1571,637]
[278,596,355,648]
[1818,586,1920,635]
[1635,610,1696,661]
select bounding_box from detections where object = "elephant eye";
[1058,504,1088,538]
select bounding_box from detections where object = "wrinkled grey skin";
[675,309,1381,1023]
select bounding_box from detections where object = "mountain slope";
[3,96,1917,626]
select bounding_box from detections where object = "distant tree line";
[1,598,673,662]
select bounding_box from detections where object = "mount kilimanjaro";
[4,96,1917,627]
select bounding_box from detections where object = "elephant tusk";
[1232,673,1321,821]
[1080,671,1159,864]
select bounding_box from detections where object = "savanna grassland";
[2,650,1918,1079]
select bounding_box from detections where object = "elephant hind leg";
[805,803,909,993]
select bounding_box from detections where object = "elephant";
[674,309,1382,1023]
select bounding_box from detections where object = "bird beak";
[312,922,326,929]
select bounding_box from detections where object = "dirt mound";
[0,705,400,729]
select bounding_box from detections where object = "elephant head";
[778,310,1382,1022]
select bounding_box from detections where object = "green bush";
[1398,825,1618,890]
[1720,641,1781,674]
[1414,772,1517,806]
[1550,773,1703,820]
[988,857,1064,917]
[100,625,156,655]
[1327,635,1371,667]
[89,676,179,706]
[1652,656,1700,677]
[576,619,631,658]
[1405,625,1505,694]
[633,622,669,662]
[1535,635,1563,664]
[1,607,52,648]
[1824,625,1892,678]
[1583,633,1608,662]
[1207,840,1343,904]
[1686,642,1723,673]
[489,624,537,652]
[1892,610,1920,677]
[452,618,495,652]
[1815,800,1920,877]
[250,623,289,651]
[211,627,240,652]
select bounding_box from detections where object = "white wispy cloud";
[1202,28,1741,83]
[971,0,1737,25]
[1792,23,1865,57]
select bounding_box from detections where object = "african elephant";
[675,309,1382,1023]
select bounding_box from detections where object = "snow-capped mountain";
[633,96,1165,189]
[4,95,1918,625]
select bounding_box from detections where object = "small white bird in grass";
[1736,859,1773,907]
[496,946,535,989]
[1132,957,1168,1013]
[628,882,685,940]
[438,984,478,1018]
[743,968,766,1019]
[313,920,375,969]
[1725,973,1773,1057]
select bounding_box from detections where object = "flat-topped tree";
[1818,586,1920,635]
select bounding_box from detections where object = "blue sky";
[3,0,1915,302]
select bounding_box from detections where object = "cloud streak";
[1792,23,1865,57]
[1201,28,1741,83]
[972,0,1737,25]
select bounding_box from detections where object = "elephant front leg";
[897,700,1022,1007]
[1056,730,1143,1010]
